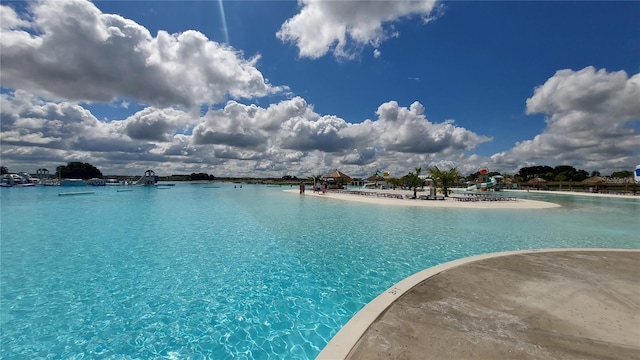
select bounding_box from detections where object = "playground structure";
[466,168,502,191]
[135,169,158,186]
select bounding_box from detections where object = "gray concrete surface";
[346,251,640,360]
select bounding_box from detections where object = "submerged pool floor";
[1,184,638,359]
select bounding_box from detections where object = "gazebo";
[324,169,352,189]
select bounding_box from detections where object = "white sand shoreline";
[283,189,561,209]
[503,188,640,199]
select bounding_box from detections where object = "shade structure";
[324,169,352,182]
[528,177,548,184]
[367,175,385,182]
[582,176,605,185]
[525,177,548,188]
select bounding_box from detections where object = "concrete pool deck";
[318,249,640,360]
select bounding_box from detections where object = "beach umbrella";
[367,174,385,182]
[582,176,605,185]
[582,176,606,192]
[324,169,352,181]
[324,169,352,187]
[529,177,547,184]
[527,177,547,188]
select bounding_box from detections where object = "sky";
[1,0,639,178]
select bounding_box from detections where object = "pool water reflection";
[1,184,638,359]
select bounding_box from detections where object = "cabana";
[324,169,352,189]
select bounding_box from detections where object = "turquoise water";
[1,184,638,359]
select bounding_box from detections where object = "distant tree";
[517,166,554,181]
[591,170,601,177]
[610,170,632,178]
[517,165,590,182]
[56,162,102,179]
[554,165,577,174]
[190,172,213,181]
[554,165,577,182]
[0,166,8,175]
[573,170,588,182]
[428,166,460,197]
[463,173,476,182]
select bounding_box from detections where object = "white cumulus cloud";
[277,0,440,59]
[1,89,493,177]
[490,67,640,173]
[0,0,284,108]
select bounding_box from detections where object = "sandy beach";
[284,188,561,209]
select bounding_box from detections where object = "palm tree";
[386,177,401,190]
[406,167,423,198]
[428,166,460,197]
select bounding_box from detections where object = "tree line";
[1,162,634,182]
[513,165,632,182]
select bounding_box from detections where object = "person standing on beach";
[299,182,305,194]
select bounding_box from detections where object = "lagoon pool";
[1,184,638,359]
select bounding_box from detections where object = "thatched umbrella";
[324,169,352,188]
[528,177,547,189]
[325,169,351,180]
[582,176,605,185]
[367,174,385,183]
[582,176,605,192]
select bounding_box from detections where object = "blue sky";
[1,0,639,177]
